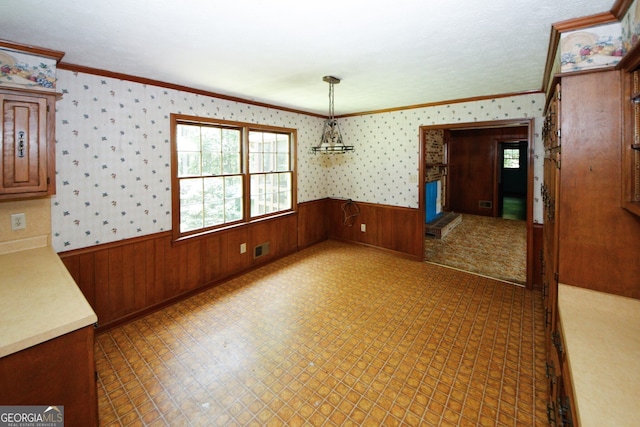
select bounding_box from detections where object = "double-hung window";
[171,114,295,241]
[249,131,293,217]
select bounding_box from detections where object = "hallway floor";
[424,214,526,285]
[96,240,547,426]
[502,197,526,221]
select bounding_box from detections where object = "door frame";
[419,118,535,289]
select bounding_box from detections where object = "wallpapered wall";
[52,70,325,251]
[52,70,544,252]
[323,96,544,210]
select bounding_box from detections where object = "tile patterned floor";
[96,240,547,426]
[424,214,527,285]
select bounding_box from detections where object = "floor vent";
[254,242,270,259]
[479,200,492,209]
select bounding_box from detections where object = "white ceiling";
[0,0,614,115]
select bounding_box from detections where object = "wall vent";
[254,242,270,259]
[479,200,492,209]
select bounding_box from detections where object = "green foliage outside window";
[173,118,295,237]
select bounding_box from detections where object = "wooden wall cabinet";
[622,69,640,216]
[542,68,640,426]
[551,70,640,295]
[542,81,563,426]
[0,88,57,200]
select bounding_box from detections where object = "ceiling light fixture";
[312,76,354,154]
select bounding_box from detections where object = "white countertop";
[558,283,640,427]
[0,244,97,358]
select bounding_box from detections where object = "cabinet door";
[622,68,640,216]
[543,84,561,150]
[542,84,561,359]
[545,342,561,425]
[0,92,49,196]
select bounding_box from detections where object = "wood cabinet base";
[0,326,98,427]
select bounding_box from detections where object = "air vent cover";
[254,242,270,258]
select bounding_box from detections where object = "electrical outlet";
[240,243,246,254]
[360,223,366,232]
[11,213,26,230]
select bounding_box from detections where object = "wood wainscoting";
[59,199,425,330]
[297,198,329,249]
[325,198,423,260]
[60,213,299,331]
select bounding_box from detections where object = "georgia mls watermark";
[0,406,63,427]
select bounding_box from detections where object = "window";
[503,148,520,169]
[171,114,295,240]
[249,131,293,217]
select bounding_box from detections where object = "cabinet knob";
[17,131,25,158]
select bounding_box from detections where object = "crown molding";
[336,90,543,118]
[0,39,65,62]
[57,62,325,118]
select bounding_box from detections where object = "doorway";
[419,119,534,288]
[498,140,528,221]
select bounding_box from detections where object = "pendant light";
[312,76,354,154]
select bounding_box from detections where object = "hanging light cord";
[328,80,335,121]
[341,199,360,226]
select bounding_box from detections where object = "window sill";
[171,210,297,245]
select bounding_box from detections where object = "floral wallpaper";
[329,95,544,214]
[52,70,544,252]
[52,70,325,251]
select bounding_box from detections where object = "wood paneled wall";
[60,198,542,329]
[326,199,423,260]
[61,213,298,330]
[297,199,329,249]
[59,199,423,330]
[449,127,528,216]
